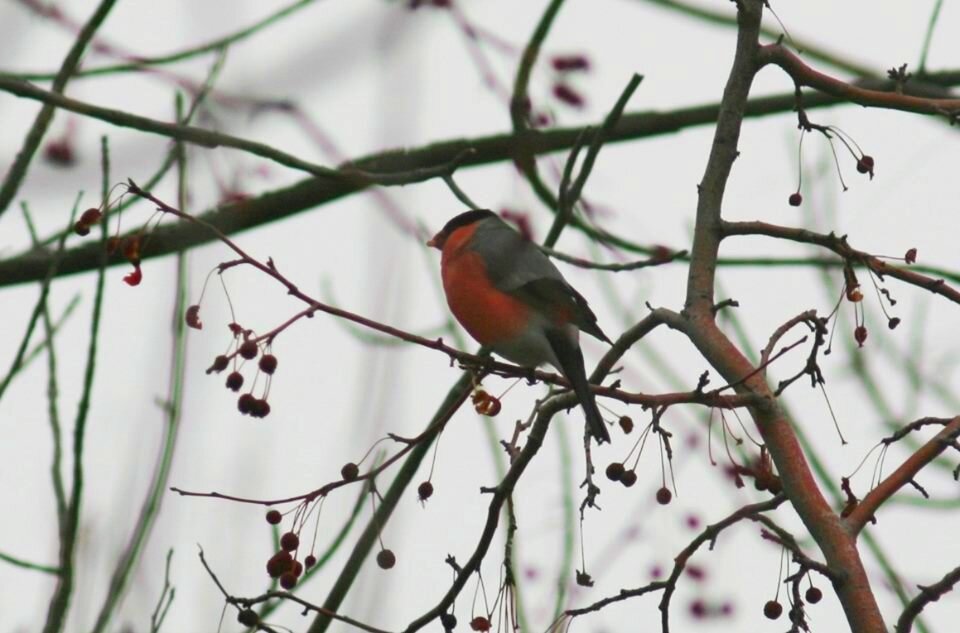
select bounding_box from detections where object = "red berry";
[122,264,142,287]
[905,248,917,264]
[250,398,271,418]
[763,600,783,620]
[79,207,102,226]
[854,325,868,348]
[239,340,259,360]
[207,355,229,374]
[292,560,303,577]
[470,616,490,632]
[376,549,396,569]
[551,55,590,72]
[552,83,584,108]
[225,371,244,392]
[280,532,299,551]
[237,393,255,415]
[685,564,706,581]
[856,154,874,174]
[805,586,823,604]
[605,462,625,482]
[788,192,802,207]
[620,470,638,488]
[44,140,75,166]
[185,304,202,330]
[265,509,282,525]
[618,416,634,434]
[656,487,672,505]
[418,481,434,501]
[266,550,293,578]
[259,354,278,374]
[341,462,359,481]
[689,599,707,619]
[279,571,297,589]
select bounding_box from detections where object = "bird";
[427,209,612,444]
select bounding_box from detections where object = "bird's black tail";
[546,330,610,444]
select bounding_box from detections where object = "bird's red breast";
[439,223,532,346]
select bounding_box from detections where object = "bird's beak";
[426,233,440,249]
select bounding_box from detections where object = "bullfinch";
[428,210,612,444]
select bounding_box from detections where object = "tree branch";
[759,44,960,118]
[846,416,960,534]
[722,220,960,307]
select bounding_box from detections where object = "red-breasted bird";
[428,210,611,443]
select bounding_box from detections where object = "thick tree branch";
[684,0,763,314]
[676,2,887,631]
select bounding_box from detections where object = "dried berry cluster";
[471,389,501,416]
[71,199,146,286]
[199,318,278,418]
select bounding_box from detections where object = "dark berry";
[418,481,434,501]
[259,354,278,374]
[73,221,91,236]
[44,140,75,166]
[237,608,259,626]
[788,192,802,207]
[305,554,317,568]
[620,470,638,487]
[575,569,594,587]
[440,613,457,630]
[551,55,590,72]
[280,531,299,551]
[250,398,271,418]
[376,548,396,569]
[265,509,282,525]
[237,393,255,415]
[763,600,783,620]
[805,586,823,604]
[225,371,244,392]
[239,340,259,360]
[79,207,102,226]
[292,561,303,577]
[685,564,706,581]
[656,487,672,505]
[279,571,297,589]
[552,83,584,108]
[854,325,868,347]
[689,599,707,619]
[185,304,202,330]
[888,317,901,330]
[618,416,634,434]
[856,155,874,174]
[266,550,293,578]
[207,355,229,374]
[605,462,625,482]
[341,462,359,481]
